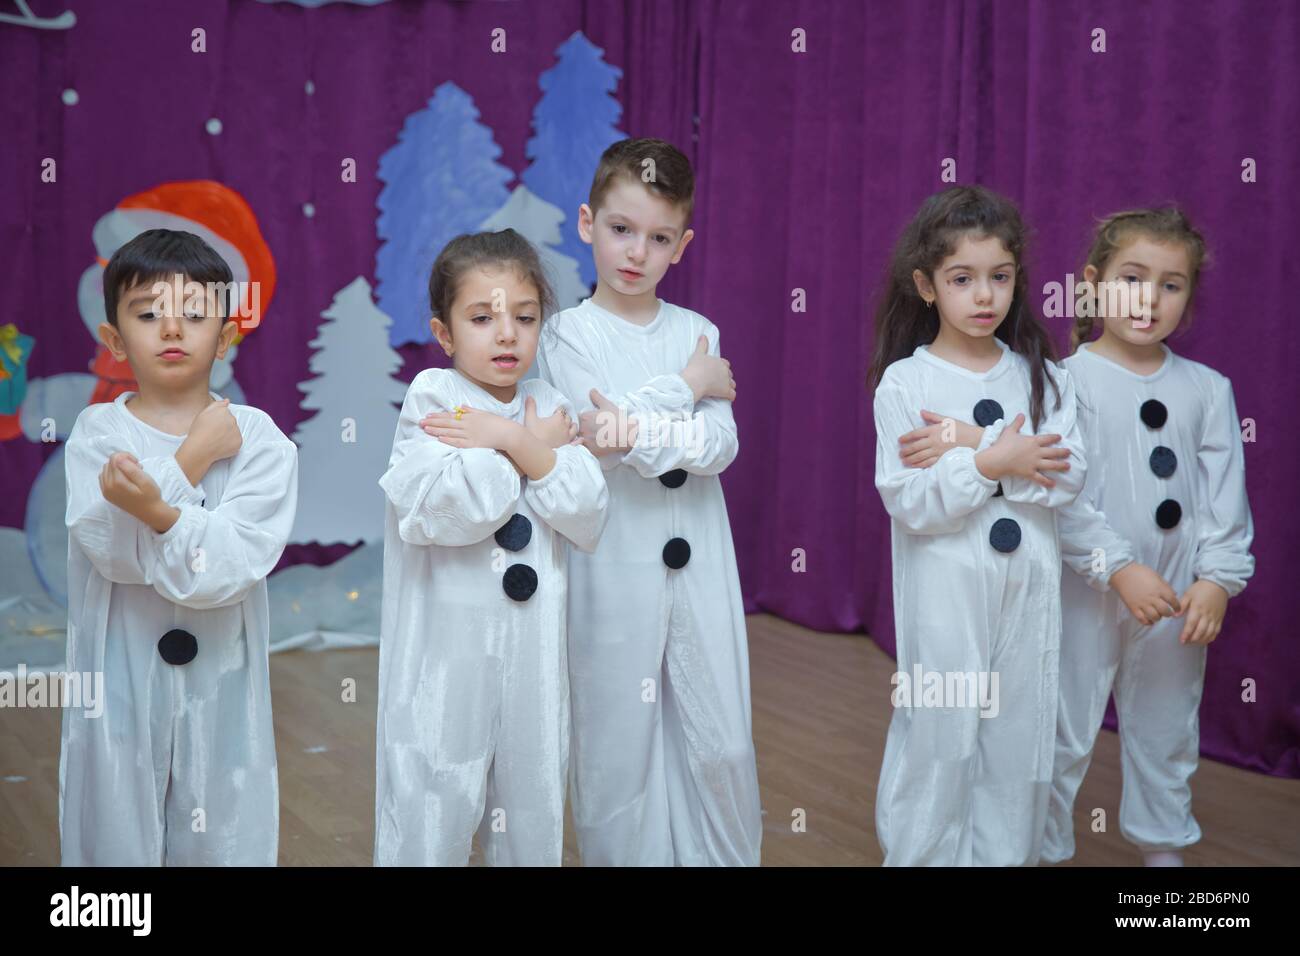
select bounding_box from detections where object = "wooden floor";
[2,613,1296,866]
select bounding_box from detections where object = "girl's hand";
[1177,580,1229,645]
[419,405,519,451]
[899,410,983,469]
[680,335,736,403]
[1109,563,1181,626]
[974,413,1070,487]
[524,396,577,449]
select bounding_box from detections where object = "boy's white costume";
[374,368,608,866]
[872,339,1086,866]
[60,392,298,866]
[1043,343,1254,860]
[538,297,762,866]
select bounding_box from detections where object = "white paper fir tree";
[291,276,407,545]
[479,185,590,313]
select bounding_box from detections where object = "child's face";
[914,233,1017,341]
[98,275,237,392]
[579,177,694,298]
[430,265,541,400]
[1085,236,1191,347]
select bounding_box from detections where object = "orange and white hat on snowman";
[84,179,277,343]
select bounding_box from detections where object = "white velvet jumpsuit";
[60,391,298,866]
[873,339,1086,866]
[1042,343,1254,861]
[374,368,608,866]
[538,297,763,866]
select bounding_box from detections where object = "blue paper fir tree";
[522,31,625,289]
[376,82,513,346]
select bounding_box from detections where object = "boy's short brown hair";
[588,138,695,226]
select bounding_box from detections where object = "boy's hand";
[900,410,983,468]
[524,396,578,449]
[420,405,519,452]
[973,413,1070,487]
[1177,580,1229,645]
[680,335,736,403]
[1110,563,1181,627]
[581,389,638,457]
[177,398,242,486]
[100,452,178,533]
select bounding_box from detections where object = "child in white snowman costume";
[61,228,298,865]
[537,138,763,866]
[1043,209,1255,867]
[374,229,608,866]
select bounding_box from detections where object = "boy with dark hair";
[61,228,298,865]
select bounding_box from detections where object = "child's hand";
[680,335,736,403]
[100,452,163,520]
[1177,580,1229,645]
[420,405,519,451]
[185,398,242,462]
[580,389,638,457]
[1110,563,1181,626]
[974,413,1070,487]
[899,410,983,468]
[524,396,577,449]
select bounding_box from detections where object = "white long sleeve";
[983,366,1088,510]
[523,442,609,552]
[874,379,998,535]
[537,323,739,478]
[136,434,298,610]
[378,370,522,547]
[1057,385,1136,591]
[64,422,156,586]
[1191,376,1255,596]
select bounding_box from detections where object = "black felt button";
[989,517,1021,553]
[1149,446,1177,478]
[502,563,538,601]
[659,469,688,488]
[158,628,197,666]
[993,482,1004,498]
[973,399,1005,428]
[662,537,691,569]
[494,513,532,552]
[1155,499,1182,529]
[1140,399,1168,429]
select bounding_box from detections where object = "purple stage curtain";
[2,0,1295,776]
[696,0,1299,779]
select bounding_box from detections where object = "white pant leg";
[1115,612,1206,851]
[375,653,501,866]
[480,626,569,866]
[1042,572,1125,863]
[164,628,279,867]
[60,621,170,867]
[567,602,673,866]
[970,553,1060,867]
[876,606,984,866]
[660,571,762,866]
